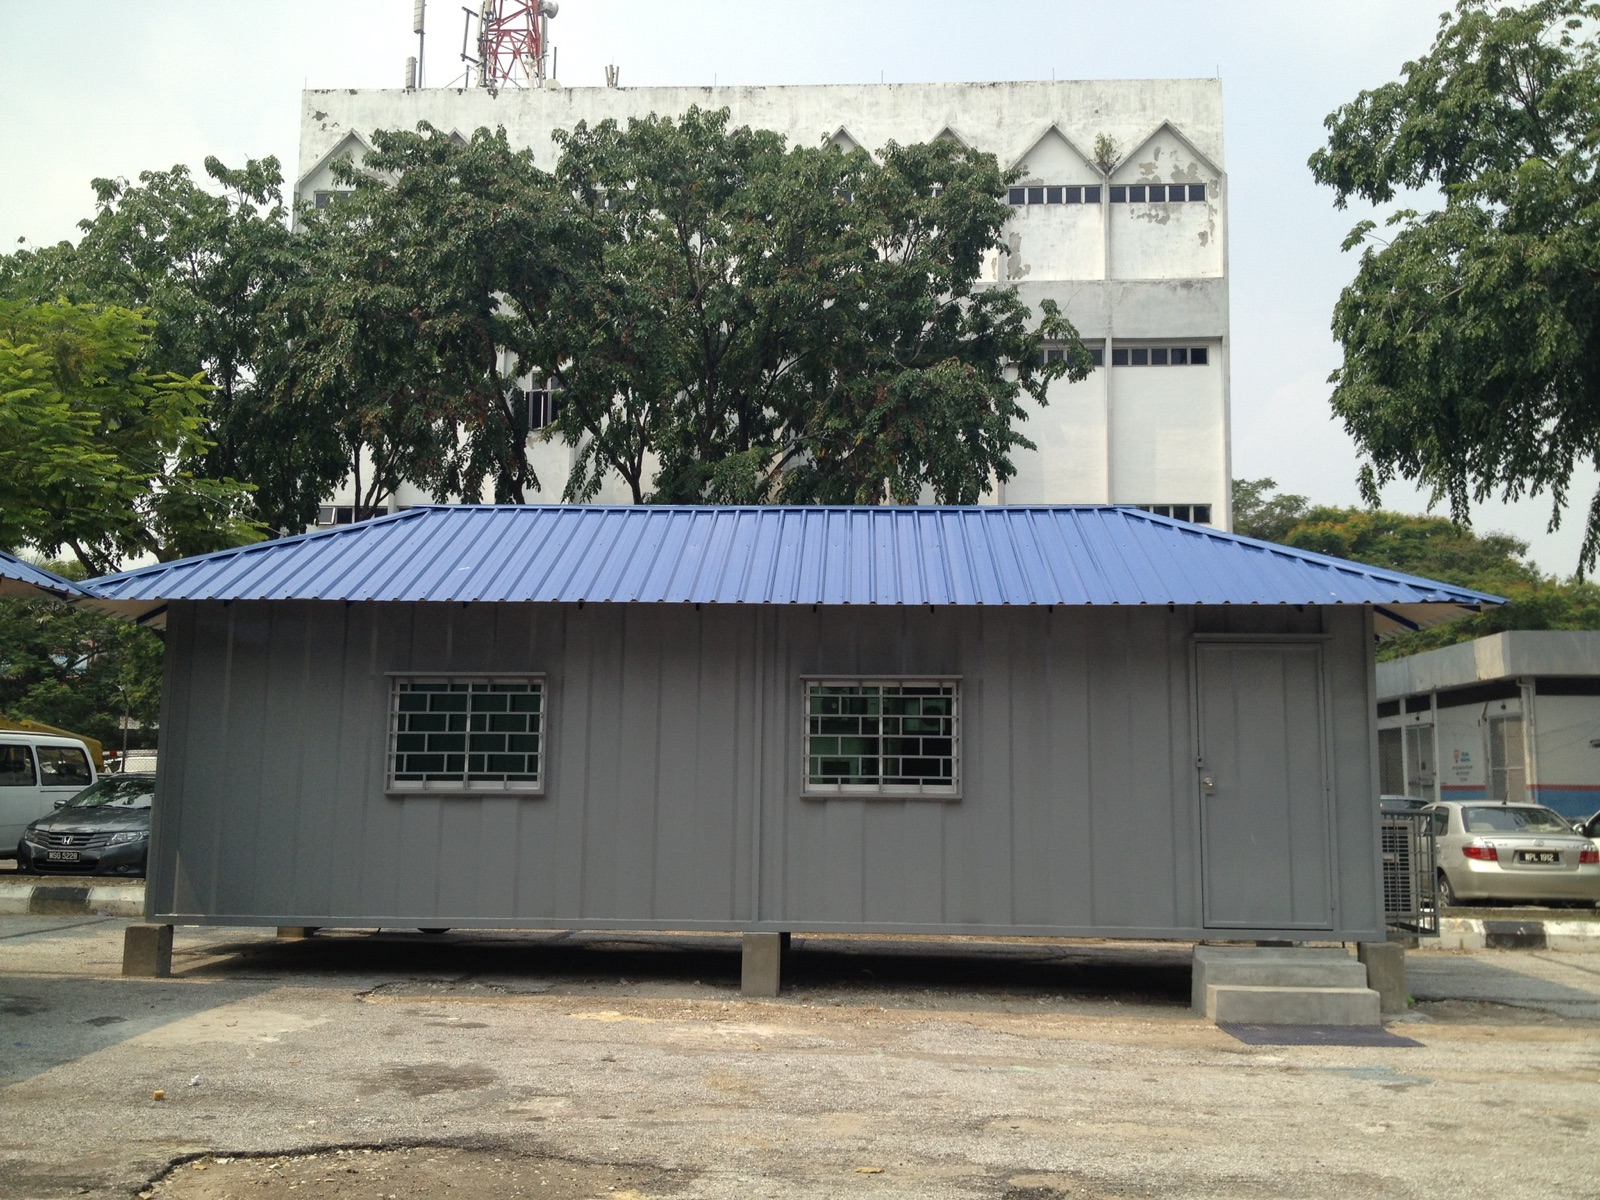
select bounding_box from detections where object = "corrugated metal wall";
[148,600,1382,939]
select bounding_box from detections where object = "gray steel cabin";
[86,506,1496,948]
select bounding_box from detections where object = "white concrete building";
[296,80,1230,524]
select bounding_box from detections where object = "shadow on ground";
[181,929,1196,1009]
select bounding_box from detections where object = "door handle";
[1201,776,1215,792]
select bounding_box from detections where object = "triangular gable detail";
[1009,124,1098,178]
[295,130,374,194]
[829,126,865,154]
[931,125,971,149]
[1109,121,1222,181]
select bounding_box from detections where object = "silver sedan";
[1423,801,1600,908]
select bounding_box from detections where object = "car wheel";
[1437,869,1460,909]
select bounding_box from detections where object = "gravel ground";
[2,919,1598,1200]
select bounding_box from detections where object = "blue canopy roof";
[0,550,85,601]
[83,505,1501,635]
[81,505,1504,640]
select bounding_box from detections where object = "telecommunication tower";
[461,0,559,93]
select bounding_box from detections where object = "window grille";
[804,680,959,797]
[388,676,544,793]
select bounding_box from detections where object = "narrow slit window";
[1008,187,1026,205]
[1046,186,1063,204]
[1109,185,1127,203]
[1188,183,1207,201]
[1084,185,1102,203]
[1027,186,1045,205]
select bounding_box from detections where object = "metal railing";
[1381,811,1438,936]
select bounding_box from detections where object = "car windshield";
[1461,805,1570,835]
[62,777,154,809]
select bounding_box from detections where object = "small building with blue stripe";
[1378,631,1600,822]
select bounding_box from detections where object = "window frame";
[0,743,37,788]
[35,745,91,788]
[386,672,547,796]
[801,676,962,801]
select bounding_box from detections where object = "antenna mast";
[412,0,426,87]
[465,0,559,93]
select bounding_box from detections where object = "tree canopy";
[548,108,1084,504]
[1,112,1083,557]
[1,156,319,537]
[1232,477,1600,659]
[0,559,163,751]
[1309,0,1600,573]
[0,299,258,574]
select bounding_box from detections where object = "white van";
[0,732,98,851]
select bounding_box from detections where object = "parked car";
[15,774,154,877]
[1423,800,1600,908]
[1580,810,1600,840]
[1,730,98,850]
[1380,794,1429,814]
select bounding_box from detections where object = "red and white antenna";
[462,1,559,92]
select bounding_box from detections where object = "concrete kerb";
[1435,916,1600,952]
[0,877,144,918]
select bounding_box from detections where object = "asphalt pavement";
[3,918,1600,1200]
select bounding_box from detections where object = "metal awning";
[0,550,85,602]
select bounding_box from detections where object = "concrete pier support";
[741,932,786,997]
[1357,941,1407,1014]
[122,924,173,977]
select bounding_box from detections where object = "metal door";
[1404,723,1436,800]
[1196,642,1334,930]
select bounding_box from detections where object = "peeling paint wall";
[1109,128,1223,280]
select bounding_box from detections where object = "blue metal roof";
[0,550,85,601]
[82,505,1501,634]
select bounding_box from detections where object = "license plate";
[1518,850,1560,864]
[45,850,81,862]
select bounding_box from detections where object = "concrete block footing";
[1192,944,1382,1026]
[1190,945,1366,1012]
[122,923,173,978]
[276,926,319,939]
[1206,983,1382,1026]
[741,932,787,998]
[1358,941,1407,1014]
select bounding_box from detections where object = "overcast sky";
[3,1,1589,574]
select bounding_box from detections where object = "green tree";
[0,158,323,536]
[548,108,1087,504]
[1309,0,1600,572]
[0,564,164,751]
[277,125,600,508]
[1230,479,1600,659]
[0,299,259,573]
[1232,477,1310,542]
